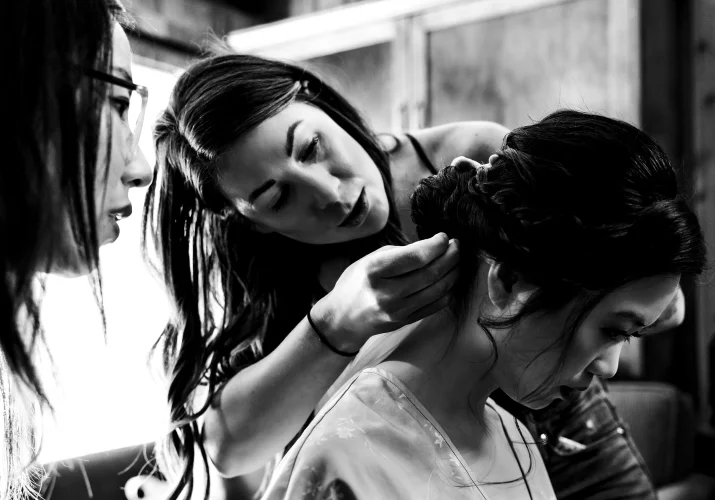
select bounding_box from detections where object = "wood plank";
[692,0,715,426]
[606,0,640,125]
[230,0,573,57]
[288,0,315,16]
[422,0,574,30]
[427,0,615,128]
[305,43,395,133]
[640,0,701,402]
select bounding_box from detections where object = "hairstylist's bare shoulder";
[411,121,510,171]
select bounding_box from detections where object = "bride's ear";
[486,261,517,310]
[486,261,535,311]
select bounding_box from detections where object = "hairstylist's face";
[489,272,680,410]
[218,102,390,245]
[52,23,151,276]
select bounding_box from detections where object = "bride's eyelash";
[603,328,643,344]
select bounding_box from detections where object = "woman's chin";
[508,390,560,411]
[521,398,556,411]
[44,242,95,277]
[48,257,94,278]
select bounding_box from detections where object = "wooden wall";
[122,0,374,67]
[691,0,715,427]
[288,0,369,16]
[427,0,620,128]
[123,0,261,67]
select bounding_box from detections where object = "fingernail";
[450,238,459,249]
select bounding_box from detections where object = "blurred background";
[37,0,715,499]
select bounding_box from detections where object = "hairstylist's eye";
[300,136,319,163]
[272,187,290,212]
[109,95,130,121]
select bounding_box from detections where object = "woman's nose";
[588,343,624,380]
[122,147,152,188]
[303,169,341,210]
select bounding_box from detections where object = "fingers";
[395,238,459,296]
[450,155,481,168]
[404,293,453,325]
[124,475,170,500]
[373,233,450,278]
[402,264,460,319]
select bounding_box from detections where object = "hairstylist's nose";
[588,343,623,380]
[123,147,152,188]
[309,172,341,210]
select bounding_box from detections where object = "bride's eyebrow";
[609,310,648,327]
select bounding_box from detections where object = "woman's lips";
[339,188,369,228]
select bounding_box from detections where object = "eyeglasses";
[85,68,149,159]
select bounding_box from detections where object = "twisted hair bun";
[409,110,705,292]
[411,161,492,242]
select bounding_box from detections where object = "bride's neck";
[378,308,499,427]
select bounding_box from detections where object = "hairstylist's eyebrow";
[285,120,302,157]
[610,310,648,327]
[248,179,276,204]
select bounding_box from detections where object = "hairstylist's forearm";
[204,235,459,476]
[203,315,352,477]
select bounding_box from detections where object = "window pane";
[428,0,611,128]
[306,42,394,133]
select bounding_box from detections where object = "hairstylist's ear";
[486,261,519,310]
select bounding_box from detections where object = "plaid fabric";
[492,378,657,500]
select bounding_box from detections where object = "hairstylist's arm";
[203,233,459,477]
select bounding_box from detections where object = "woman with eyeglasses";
[3,1,151,497]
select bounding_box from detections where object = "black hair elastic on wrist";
[307,310,360,357]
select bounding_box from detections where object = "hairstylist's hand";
[311,233,459,352]
[124,475,170,500]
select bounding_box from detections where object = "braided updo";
[411,109,705,328]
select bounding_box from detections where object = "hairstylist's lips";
[338,188,369,228]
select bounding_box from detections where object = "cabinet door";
[304,42,395,133]
[425,0,639,129]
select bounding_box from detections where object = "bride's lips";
[559,384,590,400]
[339,188,369,228]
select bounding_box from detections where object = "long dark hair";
[412,109,707,403]
[2,1,127,497]
[142,54,408,499]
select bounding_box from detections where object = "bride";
[261,110,705,500]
